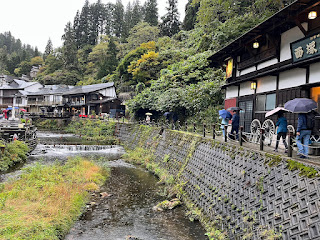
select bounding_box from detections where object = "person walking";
[274,112,288,152]
[296,113,312,158]
[220,116,229,138]
[230,110,240,140]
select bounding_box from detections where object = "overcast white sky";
[0,0,188,52]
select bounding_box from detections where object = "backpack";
[306,113,315,130]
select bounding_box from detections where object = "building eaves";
[208,0,318,63]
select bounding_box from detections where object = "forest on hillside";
[0,0,295,122]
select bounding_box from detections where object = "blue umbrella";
[6,107,18,110]
[284,98,317,113]
[219,109,232,119]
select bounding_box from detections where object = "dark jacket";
[232,113,239,128]
[276,116,287,134]
[297,113,307,132]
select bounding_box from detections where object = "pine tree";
[122,2,133,40]
[34,47,40,57]
[112,0,125,39]
[44,39,53,60]
[97,36,118,79]
[160,0,180,37]
[73,11,82,49]
[182,0,199,30]
[62,22,78,70]
[79,0,91,47]
[131,1,142,27]
[144,0,158,26]
[104,3,114,36]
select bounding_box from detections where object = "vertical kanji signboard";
[291,33,320,63]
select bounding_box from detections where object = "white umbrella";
[145,112,152,116]
[265,107,289,118]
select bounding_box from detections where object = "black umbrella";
[227,107,242,111]
[284,98,317,113]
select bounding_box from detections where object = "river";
[1,131,207,240]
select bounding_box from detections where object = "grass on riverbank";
[0,157,109,240]
[66,119,117,144]
[34,118,118,144]
[0,140,29,172]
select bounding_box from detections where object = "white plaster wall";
[99,87,117,98]
[257,58,278,70]
[279,68,306,89]
[280,23,307,62]
[240,66,256,75]
[239,81,255,96]
[256,76,277,93]
[309,62,320,84]
[226,86,238,99]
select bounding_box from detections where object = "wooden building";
[210,0,320,138]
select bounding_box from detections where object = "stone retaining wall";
[117,124,320,240]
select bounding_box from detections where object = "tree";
[104,3,114,36]
[62,22,78,70]
[122,2,133,40]
[33,47,40,57]
[159,0,180,37]
[30,56,44,66]
[96,36,119,79]
[44,39,53,60]
[78,0,91,47]
[144,0,158,26]
[131,0,143,27]
[182,0,199,30]
[112,0,125,38]
[73,11,82,49]
[128,50,160,85]
[14,60,31,76]
[126,22,160,53]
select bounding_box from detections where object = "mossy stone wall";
[118,123,320,240]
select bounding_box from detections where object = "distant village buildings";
[0,74,124,117]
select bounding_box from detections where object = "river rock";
[100,192,112,198]
[153,198,182,211]
[126,235,140,240]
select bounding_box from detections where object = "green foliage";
[125,22,160,54]
[0,140,29,172]
[0,157,108,240]
[287,159,319,178]
[34,119,64,130]
[65,119,117,144]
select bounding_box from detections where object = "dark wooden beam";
[295,18,308,36]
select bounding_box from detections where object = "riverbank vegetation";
[0,156,108,240]
[65,119,117,144]
[34,118,118,144]
[0,140,29,172]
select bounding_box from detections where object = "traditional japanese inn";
[211,0,320,141]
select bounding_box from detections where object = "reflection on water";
[1,131,207,240]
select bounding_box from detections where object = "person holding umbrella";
[219,109,232,138]
[274,111,288,153]
[284,98,317,158]
[265,107,289,153]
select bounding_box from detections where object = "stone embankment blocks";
[117,124,320,240]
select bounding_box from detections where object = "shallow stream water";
[1,131,207,240]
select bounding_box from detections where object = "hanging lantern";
[308,11,317,20]
[251,82,257,90]
[253,41,259,49]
